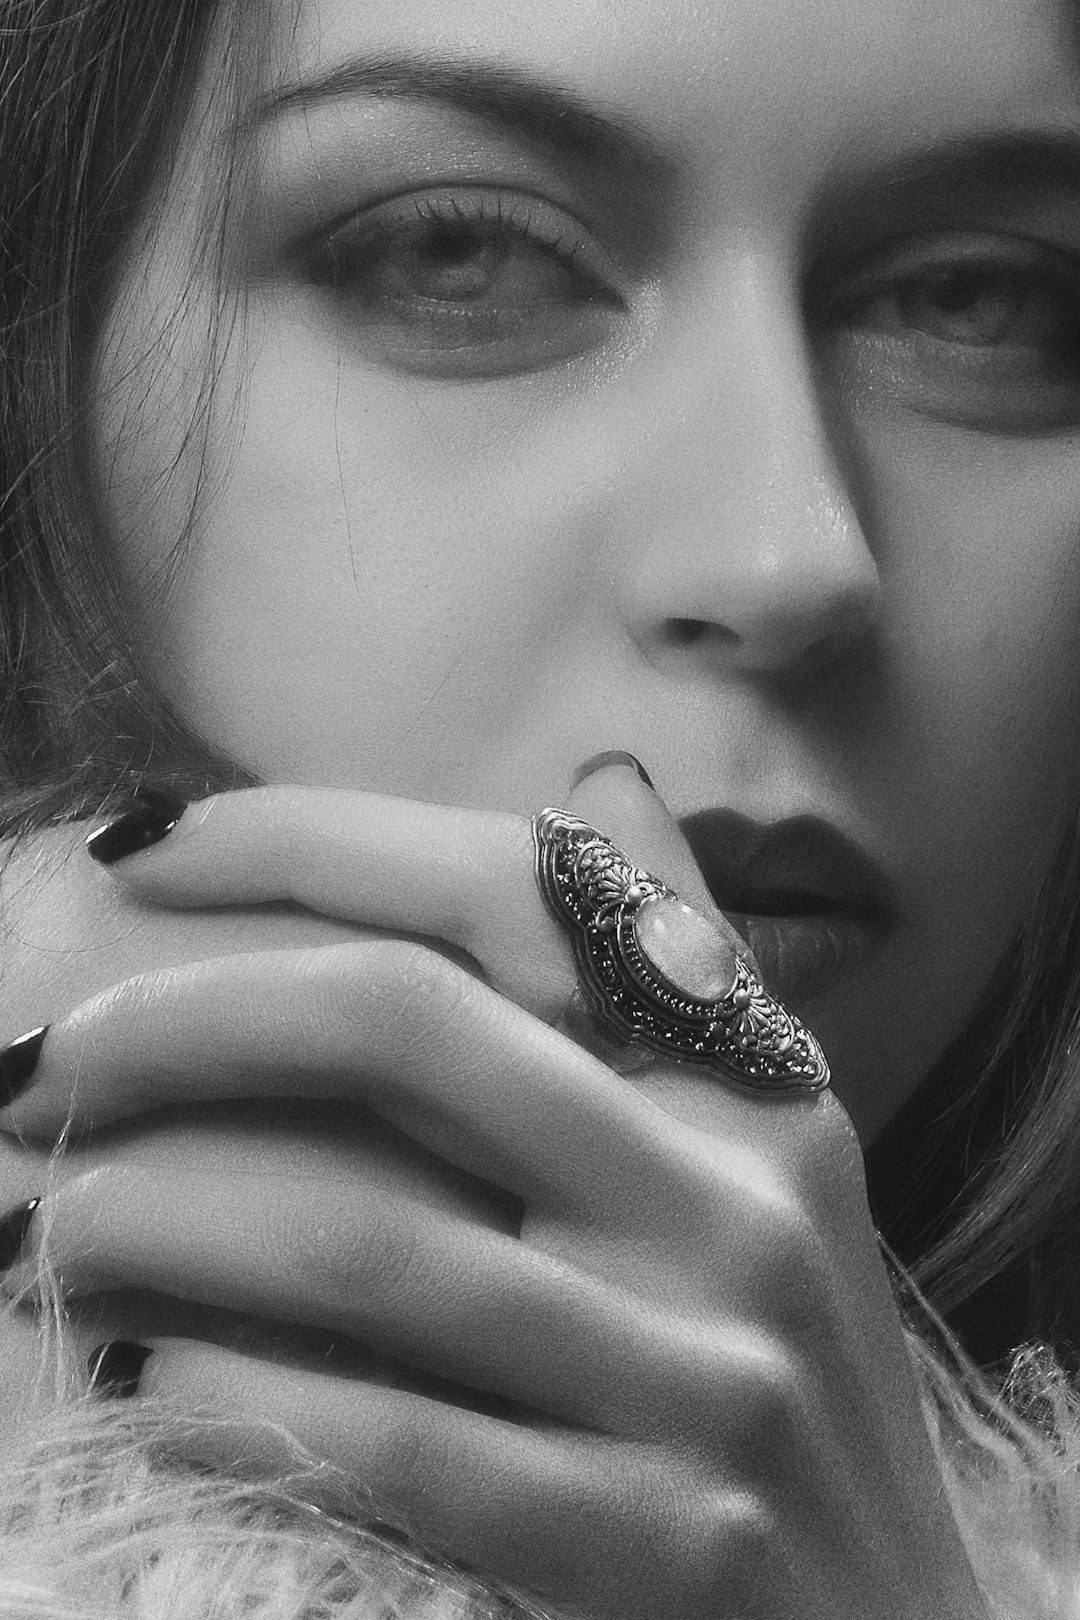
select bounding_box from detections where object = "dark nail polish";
[88,1341,151,1399]
[0,1198,40,1271]
[85,787,186,866]
[571,751,655,792]
[0,1025,48,1106]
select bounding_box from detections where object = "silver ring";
[532,808,830,1095]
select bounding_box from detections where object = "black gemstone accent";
[0,1026,48,1106]
[88,1341,152,1398]
[0,1197,40,1271]
[570,751,656,791]
[85,787,187,865]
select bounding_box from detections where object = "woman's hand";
[0,809,372,1034]
[0,768,988,1619]
[0,813,375,1433]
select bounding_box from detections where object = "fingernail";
[88,1341,152,1398]
[85,787,187,866]
[571,751,655,791]
[0,1198,40,1271]
[0,1026,48,1106]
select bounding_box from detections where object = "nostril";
[665,618,739,648]
[669,618,702,646]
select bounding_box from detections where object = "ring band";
[532,808,830,1095]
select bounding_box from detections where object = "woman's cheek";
[848,399,1080,758]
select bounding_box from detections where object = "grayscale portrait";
[1,2,1078,1616]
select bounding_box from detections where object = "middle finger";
[0,941,694,1218]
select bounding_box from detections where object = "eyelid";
[817,228,1080,320]
[298,183,625,296]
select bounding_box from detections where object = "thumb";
[563,751,760,978]
[558,753,829,1116]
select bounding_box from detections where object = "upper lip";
[678,808,899,925]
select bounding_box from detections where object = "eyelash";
[294,191,1080,425]
[805,231,1080,432]
[292,185,629,379]
[323,188,588,270]
[415,190,596,278]
[822,233,1080,330]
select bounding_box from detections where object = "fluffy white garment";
[2,1312,1080,1620]
[0,1384,542,1620]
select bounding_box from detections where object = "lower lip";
[724,912,887,1003]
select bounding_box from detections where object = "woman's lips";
[679,809,898,1004]
[723,911,888,1002]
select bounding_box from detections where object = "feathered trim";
[4,1302,1080,1619]
[0,1387,544,1619]
[915,1334,1080,1619]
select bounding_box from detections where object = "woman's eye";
[299,189,624,380]
[861,264,1078,352]
[817,236,1080,433]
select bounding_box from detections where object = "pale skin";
[0,769,988,1619]
[4,0,1080,1611]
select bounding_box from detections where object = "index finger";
[82,766,755,1032]
[85,785,578,1021]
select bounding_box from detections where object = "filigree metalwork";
[532,808,830,1094]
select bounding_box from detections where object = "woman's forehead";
[269,0,1080,175]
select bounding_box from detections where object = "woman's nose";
[612,281,881,678]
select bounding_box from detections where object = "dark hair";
[4,0,1080,1366]
[867,825,1080,1366]
[0,0,253,835]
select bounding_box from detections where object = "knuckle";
[450,809,531,938]
[696,1140,816,1261]
[51,1161,121,1227]
[625,1465,783,1617]
[359,1410,431,1507]
[651,1136,766,1245]
[738,1334,815,1454]
[636,1144,717,1244]
[325,937,478,1045]
[38,1165,121,1288]
[684,1490,783,1612]
[241,784,296,870]
[64,969,149,1040]
[376,937,463,1003]
[754,1192,837,1314]
[285,1185,426,1309]
[475,809,534,880]
[455,811,574,1009]
[356,1400,482,1523]
[788,1092,867,1209]
[364,1210,428,1304]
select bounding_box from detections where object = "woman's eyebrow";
[828,130,1080,214]
[241,51,673,189]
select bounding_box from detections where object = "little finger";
[109,1338,756,1620]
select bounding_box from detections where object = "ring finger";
[127,1338,741,1620]
[9,1139,675,1431]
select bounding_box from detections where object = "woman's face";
[93,0,1080,1141]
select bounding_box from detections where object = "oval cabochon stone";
[633,894,738,1001]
